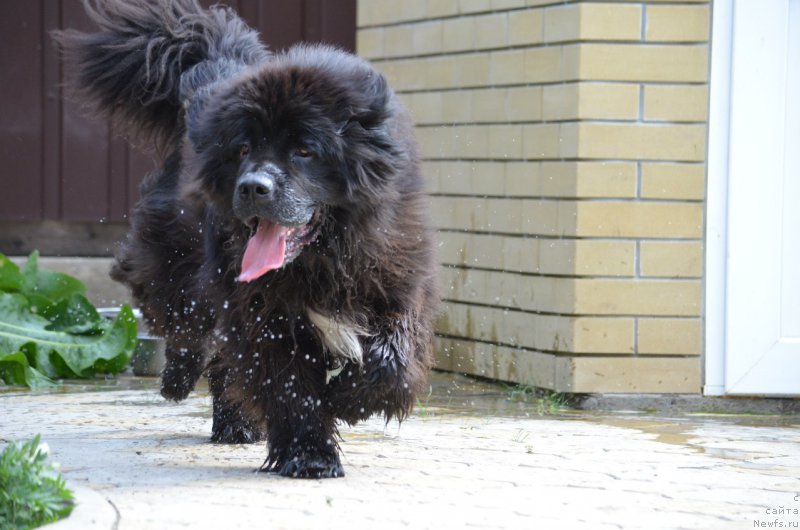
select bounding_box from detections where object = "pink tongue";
[238,221,289,282]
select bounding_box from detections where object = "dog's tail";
[53,0,269,148]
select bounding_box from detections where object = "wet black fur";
[54,0,438,478]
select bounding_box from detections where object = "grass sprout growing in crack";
[502,383,571,415]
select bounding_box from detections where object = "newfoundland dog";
[54,0,437,478]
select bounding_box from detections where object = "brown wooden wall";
[0,0,355,252]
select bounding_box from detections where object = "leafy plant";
[0,435,75,529]
[0,252,137,388]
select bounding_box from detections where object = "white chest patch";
[306,308,366,366]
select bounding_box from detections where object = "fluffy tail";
[53,0,269,148]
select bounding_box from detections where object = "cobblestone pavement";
[2,373,799,530]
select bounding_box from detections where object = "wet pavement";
[2,372,799,530]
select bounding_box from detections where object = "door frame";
[704,0,733,396]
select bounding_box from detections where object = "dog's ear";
[337,72,412,200]
[183,58,254,152]
[335,71,391,140]
[349,71,390,129]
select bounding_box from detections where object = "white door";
[706,0,800,396]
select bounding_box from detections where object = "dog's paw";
[278,454,345,479]
[160,378,193,402]
[261,447,344,478]
[211,420,266,444]
[160,356,200,401]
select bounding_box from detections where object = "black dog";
[55,0,437,478]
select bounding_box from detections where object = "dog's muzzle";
[233,165,313,227]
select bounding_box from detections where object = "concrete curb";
[575,392,800,414]
[41,484,118,530]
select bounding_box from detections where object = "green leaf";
[21,341,64,381]
[0,351,56,389]
[0,254,23,293]
[0,350,27,385]
[42,294,103,334]
[21,251,86,303]
[0,293,136,381]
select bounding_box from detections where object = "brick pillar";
[357,0,710,393]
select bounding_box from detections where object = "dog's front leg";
[327,315,432,423]
[261,385,344,478]
[206,358,268,444]
[160,337,206,401]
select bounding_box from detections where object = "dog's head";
[182,45,409,282]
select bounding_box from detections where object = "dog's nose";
[237,173,275,201]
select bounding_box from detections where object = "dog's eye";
[239,143,250,158]
[294,147,312,159]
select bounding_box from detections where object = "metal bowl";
[129,335,166,377]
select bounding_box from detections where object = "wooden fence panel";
[0,0,354,233]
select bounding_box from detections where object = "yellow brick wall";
[357,0,710,393]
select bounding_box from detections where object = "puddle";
[5,370,798,463]
[415,374,800,469]
[2,369,798,484]
[584,416,705,453]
